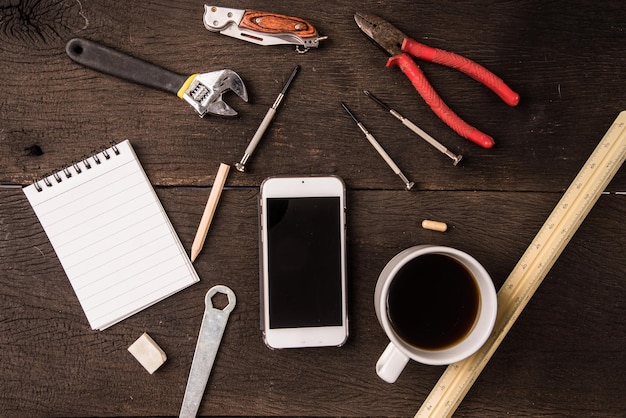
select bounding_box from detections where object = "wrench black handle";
[66,38,188,96]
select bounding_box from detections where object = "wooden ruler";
[415,111,626,418]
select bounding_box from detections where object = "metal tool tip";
[340,102,358,123]
[353,12,378,34]
[234,162,246,172]
[354,12,368,24]
[282,65,300,92]
[398,172,415,190]
[363,90,391,111]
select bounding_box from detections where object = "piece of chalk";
[128,332,167,374]
[422,219,448,232]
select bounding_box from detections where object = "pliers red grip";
[355,12,519,148]
[387,39,519,148]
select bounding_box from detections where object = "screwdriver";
[341,102,415,190]
[363,90,463,166]
[235,65,300,172]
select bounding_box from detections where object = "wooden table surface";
[1,1,625,416]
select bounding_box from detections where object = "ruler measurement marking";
[415,112,626,418]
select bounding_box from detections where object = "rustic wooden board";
[1,1,625,190]
[1,0,625,416]
[1,188,625,416]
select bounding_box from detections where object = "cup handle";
[376,342,410,383]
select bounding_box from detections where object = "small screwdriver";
[341,102,415,190]
[235,65,300,172]
[364,90,463,166]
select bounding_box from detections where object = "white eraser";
[128,332,167,374]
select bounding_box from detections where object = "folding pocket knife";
[203,5,327,53]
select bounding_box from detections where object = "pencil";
[190,163,230,262]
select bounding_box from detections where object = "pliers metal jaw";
[355,12,519,148]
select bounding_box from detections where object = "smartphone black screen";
[266,197,343,329]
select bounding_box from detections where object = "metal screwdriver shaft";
[341,102,414,190]
[363,90,463,166]
[235,65,300,172]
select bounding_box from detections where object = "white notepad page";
[23,140,199,330]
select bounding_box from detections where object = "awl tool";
[203,5,327,53]
[66,38,248,117]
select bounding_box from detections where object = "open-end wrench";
[66,38,248,117]
[179,285,236,418]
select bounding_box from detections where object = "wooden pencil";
[190,163,230,262]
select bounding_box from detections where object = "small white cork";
[422,219,448,232]
[128,332,167,374]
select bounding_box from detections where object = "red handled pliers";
[355,12,519,148]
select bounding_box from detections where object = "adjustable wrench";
[66,38,248,117]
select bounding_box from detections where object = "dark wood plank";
[1,0,624,191]
[1,187,624,416]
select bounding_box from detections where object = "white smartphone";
[259,176,348,349]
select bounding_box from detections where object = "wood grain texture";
[1,188,624,416]
[240,11,317,37]
[1,0,625,416]
[1,0,625,190]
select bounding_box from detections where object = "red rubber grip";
[402,38,520,107]
[387,53,495,149]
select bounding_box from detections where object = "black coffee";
[387,253,480,350]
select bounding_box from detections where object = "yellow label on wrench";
[177,74,199,99]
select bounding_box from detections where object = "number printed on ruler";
[415,111,626,418]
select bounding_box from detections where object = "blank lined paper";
[23,140,199,330]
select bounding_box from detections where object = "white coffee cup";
[374,245,497,383]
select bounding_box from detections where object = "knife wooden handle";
[240,11,317,37]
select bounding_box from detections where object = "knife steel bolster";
[203,5,245,31]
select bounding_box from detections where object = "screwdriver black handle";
[65,38,188,95]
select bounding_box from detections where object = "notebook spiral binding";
[33,142,121,192]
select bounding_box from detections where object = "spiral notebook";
[22,140,199,330]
